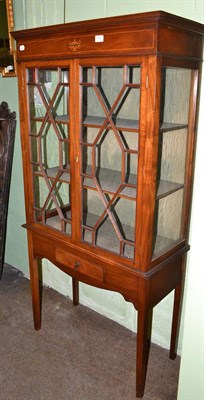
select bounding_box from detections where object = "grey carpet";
[0,264,180,400]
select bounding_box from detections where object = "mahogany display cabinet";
[12,11,204,398]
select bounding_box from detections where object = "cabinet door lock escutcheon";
[74,261,80,271]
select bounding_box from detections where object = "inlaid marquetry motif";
[68,39,81,52]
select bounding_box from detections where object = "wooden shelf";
[82,166,137,199]
[160,122,188,133]
[30,114,187,133]
[156,180,183,199]
[83,115,188,133]
[83,166,183,200]
[30,115,69,124]
[33,165,71,183]
[55,115,69,123]
[83,116,139,132]
[33,164,184,200]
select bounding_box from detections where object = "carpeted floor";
[0,264,180,400]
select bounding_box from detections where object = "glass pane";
[153,67,192,256]
[27,67,71,235]
[153,189,184,254]
[33,177,71,234]
[82,189,135,259]
[80,64,141,259]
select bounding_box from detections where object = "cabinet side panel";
[158,26,203,60]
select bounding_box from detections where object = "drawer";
[55,248,104,283]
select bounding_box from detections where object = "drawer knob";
[74,261,80,271]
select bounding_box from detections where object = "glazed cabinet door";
[25,63,74,237]
[76,58,144,262]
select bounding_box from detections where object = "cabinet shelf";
[55,115,69,123]
[83,115,188,133]
[33,165,71,183]
[83,168,183,200]
[33,164,184,200]
[30,114,188,134]
[156,180,183,199]
[82,166,137,199]
[83,116,139,132]
[160,122,188,133]
[30,115,69,124]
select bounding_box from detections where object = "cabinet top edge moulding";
[12,10,204,63]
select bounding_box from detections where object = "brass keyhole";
[74,261,80,271]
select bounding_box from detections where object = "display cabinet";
[13,11,204,398]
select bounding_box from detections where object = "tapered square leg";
[170,256,186,359]
[136,307,153,398]
[27,232,41,331]
[170,282,182,359]
[72,278,79,306]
